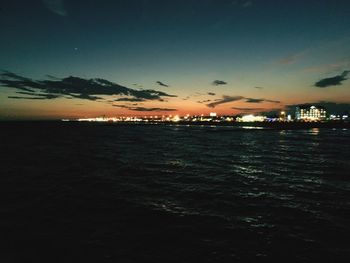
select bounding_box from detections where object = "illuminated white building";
[295,105,326,121]
[236,115,266,122]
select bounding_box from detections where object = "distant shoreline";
[0,120,349,130]
[105,121,350,129]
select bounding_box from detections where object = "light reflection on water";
[241,126,266,130]
[1,123,350,262]
[310,128,320,135]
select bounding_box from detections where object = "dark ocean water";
[0,122,349,262]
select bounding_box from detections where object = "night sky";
[1,0,350,119]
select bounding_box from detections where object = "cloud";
[8,95,59,100]
[114,98,146,102]
[0,72,37,92]
[314,71,349,88]
[113,105,177,112]
[68,93,103,101]
[10,91,61,100]
[266,99,281,103]
[242,1,253,8]
[197,99,212,104]
[254,86,264,90]
[205,95,280,108]
[42,0,67,16]
[207,92,216,96]
[245,98,280,104]
[245,98,264,103]
[182,92,205,100]
[278,52,304,65]
[207,95,244,108]
[46,75,61,80]
[0,71,177,102]
[232,0,254,8]
[304,62,350,73]
[232,107,263,111]
[156,81,170,87]
[212,80,227,86]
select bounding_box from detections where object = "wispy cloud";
[266,99,281,103]
[197,99,212,104]
[232,107,263,111]
[245,98,264,103]
[314,71,349,88]
[212,80,227,86]
[8,95,59,100]
[15,91,61,100]
[206,95,280,108]
[232,0,254,8]
[245,98,280,103]
[0,71,177,102]
[114,98,146,102]
[242,1,253,8]
[207,95,244,108]
[156,81,170,87]
[254,86,264,90]
[278,52,304,65]
[113,105,177,112]
[41,0,67,16]
[304,61,350,73]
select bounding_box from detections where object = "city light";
[237,115,266,122]
[296,105,326,121]
[65,105,348,125]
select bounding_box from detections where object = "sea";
[0,122,349,262]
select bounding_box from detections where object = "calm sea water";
[0,122,349,262]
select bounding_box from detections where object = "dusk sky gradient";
[1,0,350,119]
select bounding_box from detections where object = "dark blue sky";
[1,0,350,119]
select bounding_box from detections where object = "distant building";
[295,105,326,121]
[236,115,266,122]
[279,111,286,121]
[210,112,217,117]
[330,114,349,121]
